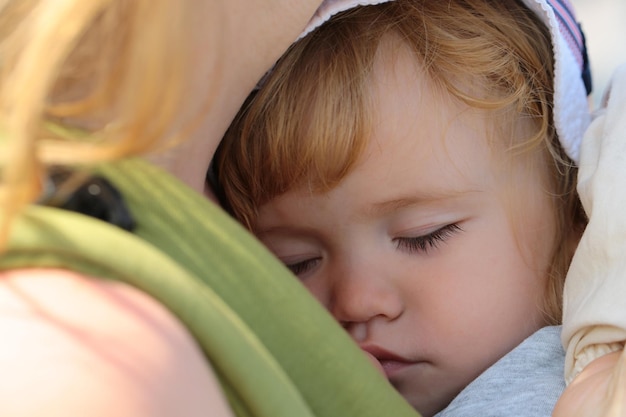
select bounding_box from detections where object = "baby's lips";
[361,349,386,376]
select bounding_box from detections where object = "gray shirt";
[435,326,565,417]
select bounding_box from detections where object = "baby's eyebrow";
[255,223,321,239]
[364,190,478,218]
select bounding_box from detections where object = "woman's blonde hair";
[0,0,219,242]
[217,0,586,323]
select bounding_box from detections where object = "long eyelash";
[395,223,462,254]
[285,258,320,276]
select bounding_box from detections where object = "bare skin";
[0,269,235,417]
[553,350,626,417]
[156,1,326,194]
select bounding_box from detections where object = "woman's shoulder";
[0,267,234,417]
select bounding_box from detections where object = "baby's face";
[255,41,556,416]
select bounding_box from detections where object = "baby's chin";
[392,374,465,417]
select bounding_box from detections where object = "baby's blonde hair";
[0,0,219,242]
[217,0,586,324]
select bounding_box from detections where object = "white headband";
[299,0,591,163]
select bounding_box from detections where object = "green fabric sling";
[0,158,420,417]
